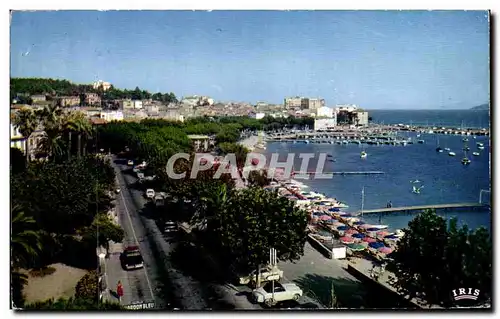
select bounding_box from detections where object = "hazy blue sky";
[11,10,489,109]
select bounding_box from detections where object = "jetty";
[356,203,489,216]
[292,171,385,175]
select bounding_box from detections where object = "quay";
[292,171,385,175]
[356,203,489,216]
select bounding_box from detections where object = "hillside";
[470,103,489,110]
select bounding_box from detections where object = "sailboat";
[461,149,471,165]
[435,136,443,152]
[360,147,367,158]
[412,185,424,194]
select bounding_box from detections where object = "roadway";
[106,155,332,309]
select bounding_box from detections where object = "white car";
[252,281,303,307]
[237,266,284,287]
[145,189,155,199]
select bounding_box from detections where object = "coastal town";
[10,10,491,313]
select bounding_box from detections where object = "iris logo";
[452,288,480,301]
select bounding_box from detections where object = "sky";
[10,10,490,109]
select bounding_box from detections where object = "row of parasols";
[312,213,396,255]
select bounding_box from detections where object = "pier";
[356,203,489,216]
[292,171,385,175]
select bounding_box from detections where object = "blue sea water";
[264,117,491,233]
[368,109,490,129]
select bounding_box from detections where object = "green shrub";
[75,270,99,301]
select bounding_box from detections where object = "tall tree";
[389,209,492,307]
[213,186,308,286]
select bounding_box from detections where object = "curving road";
[108,157,210,310]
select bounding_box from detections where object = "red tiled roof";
[90,118,107,125]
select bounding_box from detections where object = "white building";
[316,106,334,118]
[10,123,26,153]
[353,110,369,126]
[144,104,160,113]
[132,100,143,109]
[100,111,124,122]
[335,104,358,113]
[249,112,266,120]
[92,80,112,91]
[314,117,337,131]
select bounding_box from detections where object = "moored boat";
[472,152,480,156]
[448,151,456,156]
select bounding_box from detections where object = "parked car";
[163,221,178,234]
[145,189,155,199]
[235,265,284,288]
[120,246,144,270]
[252,281,303,307]
[127,160,134,166]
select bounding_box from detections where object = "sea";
[265,109,491,233]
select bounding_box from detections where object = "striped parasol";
[340,236,355,244]
[345,228,358,235]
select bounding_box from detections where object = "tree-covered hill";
[10,78,178,104]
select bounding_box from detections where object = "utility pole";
[361,186,365,217]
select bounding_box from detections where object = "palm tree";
[11,205,42,269]
[36,105,65,160]
[69,113,93,158]
[12,108,39,162]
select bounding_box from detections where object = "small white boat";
[444,147,451,151]
[394,229,405,238]
[477,142,484,147]
[473,152,480,156]
[360,151,367,158]
[448,152,456,156]
[370,225,389,230]
[478,146,485,150]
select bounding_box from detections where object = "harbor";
[256,123,490,308]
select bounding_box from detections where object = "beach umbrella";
[328,207,341,212]
[377,230,390,237]
[336,225,350,231]
[352,233,366,239]
[324,219,336,224]
[341,213,354,218]
[340,236,354,244]
[384,234,399,240]
[362,237,376,243]
[368,242,385,249]
[337,211,349,216]
[367,227,383,232]
[347,243,366,251]
[345,228,358,235]
[353,221,366,225]
[319,215,332,221]
[360,224,373,229]
[378,247,393,254]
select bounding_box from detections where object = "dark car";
[120,246,144,270]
